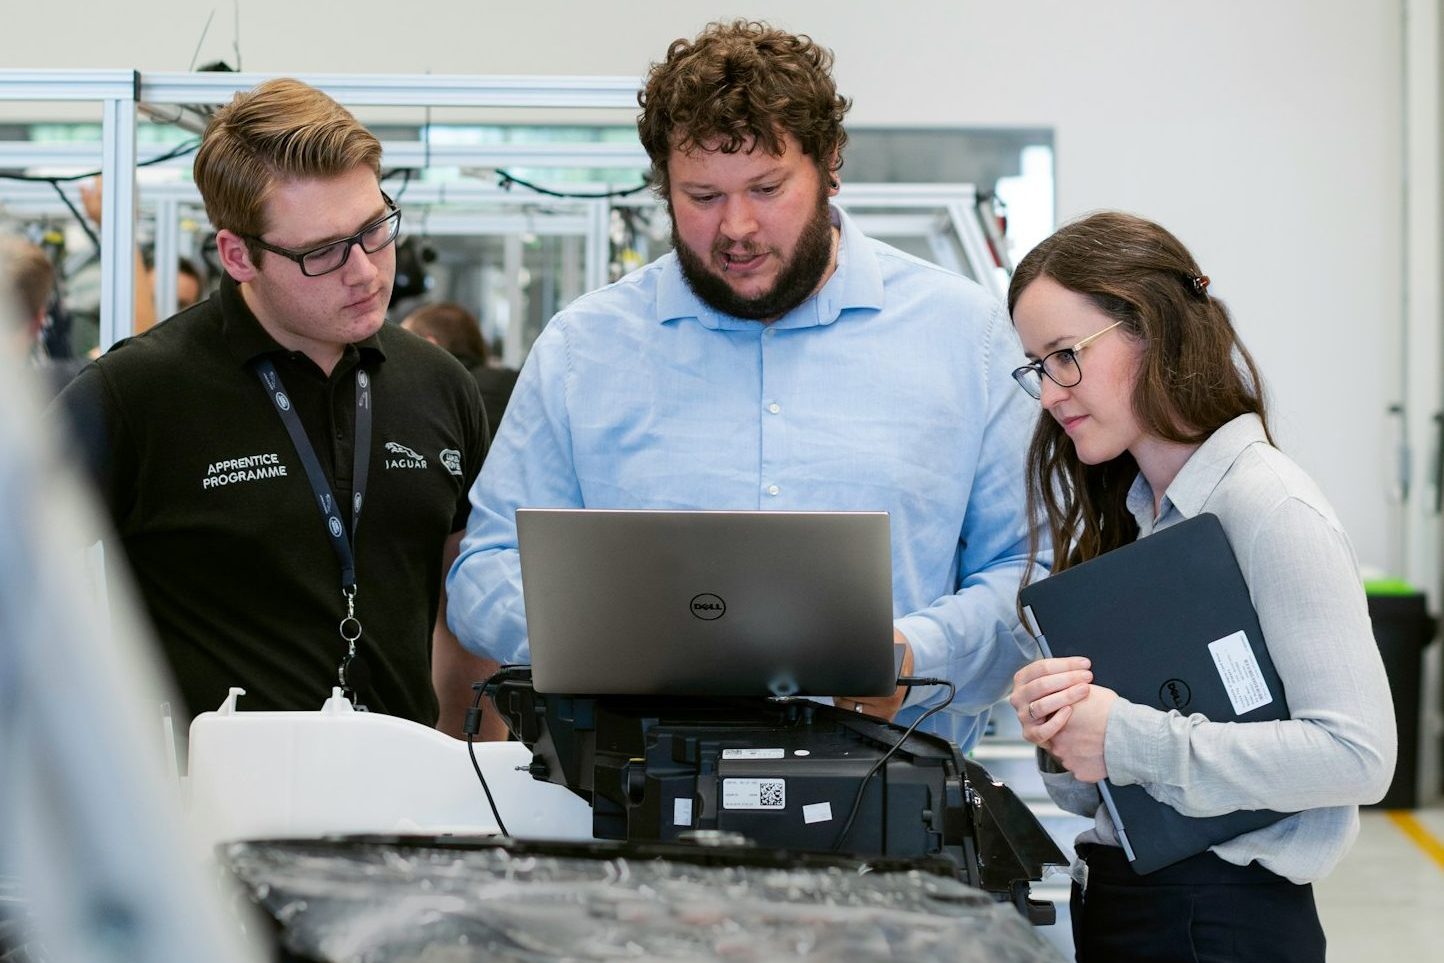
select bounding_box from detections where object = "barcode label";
[1208,630,1273,716]
[722,778,786,810]
[721,748,785,760]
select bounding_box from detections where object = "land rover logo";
[690,593,725,620]
[1159,679,1192,710]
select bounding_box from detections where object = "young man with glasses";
[55,79,489,728]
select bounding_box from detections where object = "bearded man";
[447,20,1040,749]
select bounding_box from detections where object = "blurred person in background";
[1,235,265,963]
[401,301,518,449]
[0,234,86,396]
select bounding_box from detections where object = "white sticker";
[673,797,693,826]
[803,802,833,824]
[722,778,786,810]
[721,748,785,760]
[1207,630,1273,716]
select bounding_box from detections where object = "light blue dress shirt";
[447,207,1042,748]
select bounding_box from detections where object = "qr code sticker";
[722,778,786,810]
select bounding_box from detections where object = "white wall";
[1,0,1408,568]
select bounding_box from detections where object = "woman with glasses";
[1005,211,1395,962]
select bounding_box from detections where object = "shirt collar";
[218,272,387,370]
[655,205,885,330]
[1127,412,1270,528]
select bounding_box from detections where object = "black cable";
[830,678,958,853]
[231,0,242,72]
[49,182,99,250]
[188,10,216,71]
[496,169,651,200]
[0,137,202,185]
[380,167,414,204]
[374,167,647,203]
[4,137,202,256]
[463,666,528,837]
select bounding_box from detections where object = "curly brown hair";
[1009,211,1272,588]
[637,20,851,200]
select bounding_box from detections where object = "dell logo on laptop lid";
[690,593,726,620]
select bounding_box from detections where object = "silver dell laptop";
[516,509,896,697]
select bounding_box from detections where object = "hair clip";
[1191,274,1211,296]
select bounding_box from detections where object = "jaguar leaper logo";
[384,441,427,470]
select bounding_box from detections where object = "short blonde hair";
[193,78,382,259]
[0,235,55,322]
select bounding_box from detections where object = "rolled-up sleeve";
[446,322,581,663]
[894,302,1047,718]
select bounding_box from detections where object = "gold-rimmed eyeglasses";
[1011,321,1124,400]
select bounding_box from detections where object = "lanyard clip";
[339,585,362,650]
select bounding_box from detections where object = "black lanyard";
[254,356,373,701]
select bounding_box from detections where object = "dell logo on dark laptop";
[1159,679,1192,710]
[690,593,726,620]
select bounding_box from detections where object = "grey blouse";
[1041,413,1397,883]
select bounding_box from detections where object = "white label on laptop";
[1208,630,1273,716]
[803,802,833,824]
[722,748,785,760]
[722,778,785,810]
[673,797,693,826]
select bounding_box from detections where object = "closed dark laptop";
[517,509,896,697]
[1019,512,1292,875]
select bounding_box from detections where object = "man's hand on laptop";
[842,631,913,721]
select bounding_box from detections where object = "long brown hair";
[1009,212,1272,586]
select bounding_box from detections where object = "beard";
[671,192,836,322]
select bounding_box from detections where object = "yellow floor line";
[1386,810,1444,871]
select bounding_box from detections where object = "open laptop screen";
[517,509,896,697]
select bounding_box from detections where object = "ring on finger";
[1027,700,1039,722]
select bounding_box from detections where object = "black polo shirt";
[56,275,485,723]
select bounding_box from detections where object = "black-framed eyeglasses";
[1011,320,1124,400]
[244,193,402,277]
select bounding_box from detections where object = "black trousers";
[1070,843,1326,963]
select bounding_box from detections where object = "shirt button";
[763,328,776,338]
[766,484,780,496]
[767,402,781,414]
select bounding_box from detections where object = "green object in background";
[1363,578,1418,597]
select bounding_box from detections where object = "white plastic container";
[187,688,596,849]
